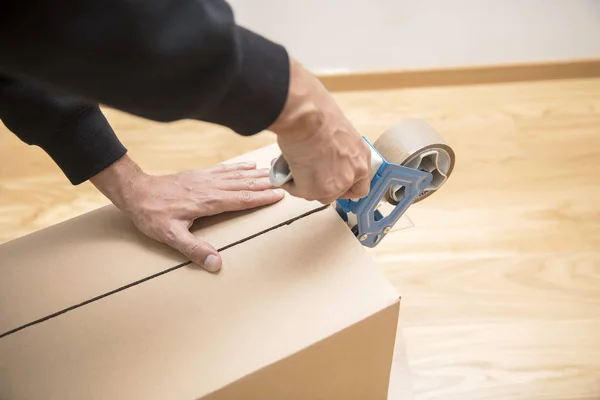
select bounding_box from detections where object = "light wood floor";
[1,77,599,399]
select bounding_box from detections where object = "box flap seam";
[0,204,329,339]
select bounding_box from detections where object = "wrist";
[268,58,328,141]
[90,154,145,211]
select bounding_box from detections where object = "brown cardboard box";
[0,144,401,399]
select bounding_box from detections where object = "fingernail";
[203,254,220,272]
[272,189,285,196]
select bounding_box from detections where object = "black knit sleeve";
[0,0,290,136]
[0,77,127,185]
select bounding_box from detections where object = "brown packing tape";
[374,120,456,204]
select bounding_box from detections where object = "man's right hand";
[268,59,371,205]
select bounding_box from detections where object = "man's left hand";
[90,155,285,272]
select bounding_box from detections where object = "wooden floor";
[1,77,599,399]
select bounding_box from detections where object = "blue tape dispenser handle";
[268,137,430,247]
[336,139,432,247]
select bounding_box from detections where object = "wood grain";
[1,77,600,399]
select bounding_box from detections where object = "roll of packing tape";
[373,119,456,204]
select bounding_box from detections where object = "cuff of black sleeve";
[38,106,128,185]
[204,26,290,136]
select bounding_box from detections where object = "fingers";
[215,168,278,192]
[165,225,222,272]
[218,177,277,192]
[284,170,371,203]
[285,188,334,205]
[217,188,285,213]
[217,167,270,181]
[338,176,371,199]
[208,161,257,174]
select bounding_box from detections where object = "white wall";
[228,0,600,74]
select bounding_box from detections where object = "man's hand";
[90,155,285,272]
[268,58,371,204]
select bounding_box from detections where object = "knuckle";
[331,177,350,195]
[238,190,254,204]
[356,163,369,177]
[184,241,200,257]
[322,191,339,202]
[244,178,256,189]
[199,192,222,214]
[316,182,334,198]
[345,177,355,189]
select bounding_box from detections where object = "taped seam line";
[0,205,330,339]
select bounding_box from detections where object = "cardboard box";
[0,145,402,399]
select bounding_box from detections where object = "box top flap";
[0,144,323,335]
[0,206,400,399]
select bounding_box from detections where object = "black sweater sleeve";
[0,76,127,185]
[0,0,290,136]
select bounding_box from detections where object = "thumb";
[167,226,222,273]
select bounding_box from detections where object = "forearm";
[0,77,127,185]
[0,0,289,135]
